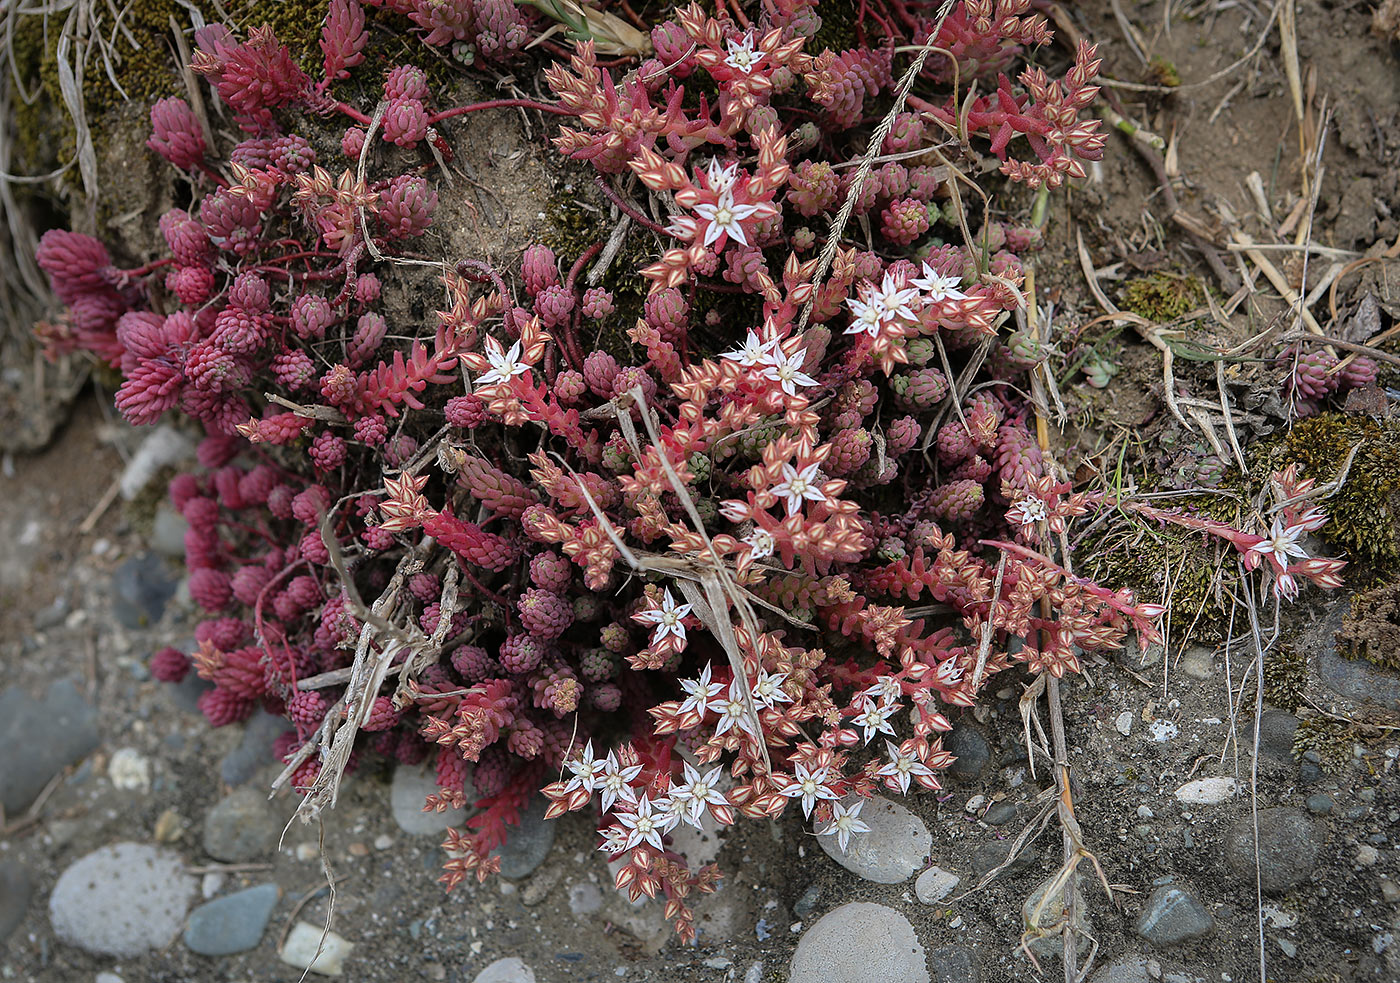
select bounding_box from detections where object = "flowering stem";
[118,257,177,279]
[594,175,670,235]
[427,99,576,125]
[335,101,372,125]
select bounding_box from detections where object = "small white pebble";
[1137,805,1154,820]
[295,843,319,862]
[373,834,394,851]
[201,872,225,899]
[1149,719,1179,742]
[965,794,987,814]
[948,916,964,929]
[1114,711,1134,737]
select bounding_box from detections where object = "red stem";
[197,162,229,188]
[335,101,372,125]
[561,242,602,374]
[119,257,177,279]
[594,175,670,235]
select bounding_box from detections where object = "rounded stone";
[1173,777,1238,806]
[183,882,281,955]
[203,787,282,861]
[391,763,467,835]
[816,795,930,884]
[490,797,556,879]
[789,902,929,983]
[1222,808,1319,894]
[473,956,537,983]
[1134,885,1215,945]
[944,725,991,781]
[49,843,196,956]
[915,866,960,904]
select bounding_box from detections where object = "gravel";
[183,882,281,956]
[49,843,195,956]
[927,943,979,982]
[788,902,929,983]
[110,551,179,629]
[816,795,930,884]
[0,677,100,815]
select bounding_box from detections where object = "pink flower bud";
[533,283,575,328]
[378,174,437,238]
[382,97,428,146]
[147,97,206,169]
[383,64,430,102]
[36,229,113,303]
[521,244,559,297]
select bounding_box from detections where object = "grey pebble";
[220,710,293,786]
[472,957,536,983]
[1023,873,1091,961]
[1134,885,1215,945]
[111,552,179,629]
[971,838,1040,880]
[788,902,929,983]
[1179,647,1215,680]
[1305,793,1335,816]
[1222,808,1319,894]
[491,796,556,879]
[816,795,930,884]
[1249,709,1299,762]
[49,843,195,956]
[391,763,467,835]
[0,677,100,815]
[1319,645,1400,711]
[150,503,189,558]
[927,944,979,982]
[567,882,603,917]
[982,801,1017,825]
[183,883,280,955]
[203,787,283,862]
[944,725,991,781]
[0,860,33,944]
[793,883,822,919]
[33,594,70,631]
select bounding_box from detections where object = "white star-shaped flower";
[677,662,724,720]
[723,33,765,75]
[474,335,529,387]
[720,329,776,367]
[564,739,604,794]
[850,697,898,745]
[596,750,643,814]
[744,527,776,561]
[859,675,902,707]
[1253,516,1309,564]
[819,799,871,852]
[694,192,761,248]
[708,678,758,738]
[844,292,887,338]
[869,273,921,323]
[911,263,967,303]
[780,762,838,818]
[759,347,818,397]
[751,668,793,709]
[770,462,827,516]
[636,588,693,645]
[668,762,729,828]
[617,793,670,852]
[876,740,936,796]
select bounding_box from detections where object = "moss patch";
[1292,713,1355,773]
[1119,272,1203,321]
[1337,579,1400,670]
[1272,413,1400,566]
[1263,645,1307,713]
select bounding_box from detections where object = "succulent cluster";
[30,0,1225,945]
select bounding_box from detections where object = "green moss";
[811,0,860,54]
[1263,645,1307,712]
[1146,57,1181,88]
[1081,495,1244,644]
[1292,714,1354,773]
[1273,413,1400,565]
[1119,273,1203,321]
